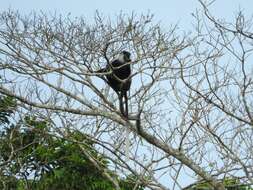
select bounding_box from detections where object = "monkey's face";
[117,51,131,63]
[122,51,131,62]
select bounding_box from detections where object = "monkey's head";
[118,51,131,63]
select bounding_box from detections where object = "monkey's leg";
[119,92,125,116]
[124,92,128,118]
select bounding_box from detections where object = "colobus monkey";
[97,51,132,117]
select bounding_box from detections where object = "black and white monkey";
[97,51,132,117]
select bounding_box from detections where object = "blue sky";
[1,0,253,30]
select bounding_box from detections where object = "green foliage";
[119,174,145,190]
[186,178,253,190]
[0,95,16,125]
[0,96,144,190]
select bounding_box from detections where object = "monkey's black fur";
[97,51,132,117]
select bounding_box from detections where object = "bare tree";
[0,1,253,189]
